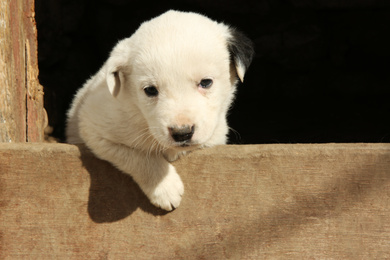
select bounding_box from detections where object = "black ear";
[228,28,255,82]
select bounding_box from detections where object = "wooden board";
[0,0,45,142]
[1,143,390,258]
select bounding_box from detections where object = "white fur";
[66,10,252,211]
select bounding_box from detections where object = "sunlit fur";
[66,10,253,211]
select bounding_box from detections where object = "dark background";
[36,0,390,144]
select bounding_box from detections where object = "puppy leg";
[87,138,184,211]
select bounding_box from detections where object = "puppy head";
[105,10,254,150]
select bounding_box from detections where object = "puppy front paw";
[146,164,184,211]
[163,149,187,162]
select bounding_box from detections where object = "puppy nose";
[169,125,195,142]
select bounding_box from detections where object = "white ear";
[105,38,132,97]
[227,28,255,82]
[106,67,122,97]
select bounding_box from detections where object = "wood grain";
[0,0,45,143]
[1,143,390,258]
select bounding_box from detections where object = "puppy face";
[106,11,253,150]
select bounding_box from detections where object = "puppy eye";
[144,86,159,97]
[199,78,213,89]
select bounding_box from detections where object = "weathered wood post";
[0,0,45,142]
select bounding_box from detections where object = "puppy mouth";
[178,142,191,147]
[172,141,200,150]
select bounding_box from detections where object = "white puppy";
[66,10,254,211]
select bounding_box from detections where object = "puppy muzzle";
[168,125,195,146]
